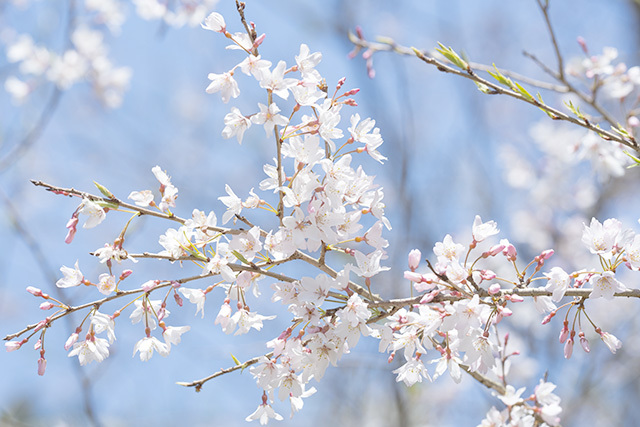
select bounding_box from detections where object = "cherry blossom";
[222,107,252,143]
[589,271,626,300]
[133,336,170,361]
[201,11,226,33]
[206,71,240,103]
[78,199,106,229]
[67,336,110,366]
[55,261,84,288]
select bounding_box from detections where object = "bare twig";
[536,0,564,80]
[177,352,273,390]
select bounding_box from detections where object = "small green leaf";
[564,100,585,119]
[488,64,515,89]
[536,93,556,118]
[515,82,534,101]
[230,353,241,365]
[474,81,491,94]
[231,250,250,265]
[95,200,119,210]
[94,181,114,199]
[435,42,468,71]
[612,123,632,139]
[624,151,640,168]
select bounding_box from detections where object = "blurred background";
[1,0,640,426]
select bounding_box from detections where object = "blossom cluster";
[3,0,219,107]
[4,5,639,427]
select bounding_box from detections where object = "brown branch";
[30,180,242,235]
[368,287,640,311]
[535,0,564,80]
[3,270,218,342]
[177,352,273,391]
[348,34,638,151]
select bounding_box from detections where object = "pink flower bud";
[119,270,133,280]
[37,357,47,376]
[542,311,556,325]
[577,36,588,54]
[485,244,505,258]
[420,289,439,304]
[559,322,569,343]
[404,271,423,282]
[6,340,24,352]
[64,332,79,351]
[506,294,524,303]
[488,284,501,295]
[252,33,266,49]
[34,339,41,350]
[157,307,166,321]
[628,116,640,128]
[499,306,513,317]
[26,286,43,297]
[503,244,517,261]
[174,292,183,307]
[34,318,49,332]
[65,216,79,244]
[540,249,554,260]
[579,335,590,353]
[481,270,496,280]
[408,249,421,271]
[141,280,160,292]
[564,338,574,359]
[39,302,54,310]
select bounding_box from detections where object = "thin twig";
[177,352,273,390]
[536,0,564,80]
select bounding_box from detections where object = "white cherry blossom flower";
[128,190,154,207]
[599,331,622,353]
[433,234,464,263]
[545,266,571,302]
[201,11,226,33]
[206,71,240,103]
[91,311,116,343]
[245,402,283,425]
[238,54,272,80]
[352,249,389,278]
[589,271,626,299]
[250,102,288,136]
[133,336,169,361]
[97,273,116,295]
[68,336,110,365]
[56,261,84,288]
[295,44,322,82]
[259,60,297,100]
[79,199,106,229]
[393,358,430,386]
[129,299,168,329]
[179,287,207,318]
[222,107,251,143]
[472,215,499,242]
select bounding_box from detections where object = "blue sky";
[1,1,639,426]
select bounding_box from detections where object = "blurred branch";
[0,88,62,173]
[528,1,621,129]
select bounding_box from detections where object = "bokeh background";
[1,0,640,426]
